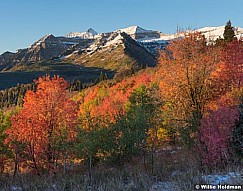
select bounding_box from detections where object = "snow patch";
[150,181,177,191]
[196,26,225,41]
[29,34,55,49]
[202,172,242,185]
[196,26,243,41]
[10,186,22,191]
[139,25,243,43]
[117,25,152,35]
[65,32,94,39]
[84,32,124,56]
[65,28,98,39]
[139,33,184,44]
[104,33,124,47]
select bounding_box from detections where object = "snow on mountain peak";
[65,28,98,39]
[117,25,152,35]
[196,26,243,41]
[115,25,161,41]
[39,34,55,41]
[196,26,225,40]
[104,32,124,47]
[140,25,243,44]
[30,34,56,49]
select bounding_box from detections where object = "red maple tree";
[5,75,78,173]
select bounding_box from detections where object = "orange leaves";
[79,71,153,125]
[157,32,222,118]
[35,75,69,93]
[95,91,128,122]
[5,75,78,170]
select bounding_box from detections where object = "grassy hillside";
[72,45,135,71]
[64,34,156,75]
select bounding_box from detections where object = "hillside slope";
[61,32,156,78]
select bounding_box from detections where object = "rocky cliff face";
[0,51,15,71]
[0,34,94,71]
[25,34,68,62]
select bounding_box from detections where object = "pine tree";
[0,110,13,174]
[223,20,235,43]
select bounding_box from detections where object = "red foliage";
[5,75,78,171]
[198,106,238,168]
[221,39,243,88]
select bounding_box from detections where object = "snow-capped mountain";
[135,25,243,44]
[0,33,94,70]
[116,26,161,40]
[26,34,69,61]
[117,25,152,35]
[1,24,243,72]
[136,25,243,55]
[196,26,243,41]
[65,28,98,39]
[59,32,156,80]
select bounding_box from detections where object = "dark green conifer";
[223,20,235,42]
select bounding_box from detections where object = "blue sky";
[0,0,243,54]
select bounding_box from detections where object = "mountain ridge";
[1,24,242,74]
[2,24,243,56]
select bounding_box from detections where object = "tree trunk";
[119,145,122,165]
[13,152,18,179]
[0,157,4,174]
[30,145,39,175]
[151,143,154,175]
[88,154,93,191]
[143,142,146,168]
[32,153,39,175]
[63,151,67,174]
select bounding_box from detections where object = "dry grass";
[1,147,242,191]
